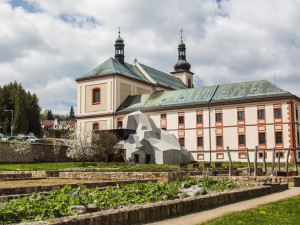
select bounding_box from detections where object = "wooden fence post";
[254,146,258,176]
[278,150,280,172]
[294,149,298,171]
[271,147,275,176]
[285,149,290,172]
[263,149,267,175]
[246,148,251,176]
[227,146,232,176]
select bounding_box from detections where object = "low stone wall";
[195,175,300,187]
[59,171,203,182]
[0,142,71,163]
[0,179,156,196]
[25,184,288,225]
[0,173,32,180]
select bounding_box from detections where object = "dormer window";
[92,88,100,104]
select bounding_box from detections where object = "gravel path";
[144,187,300,225]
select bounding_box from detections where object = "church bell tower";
[114,28,125,64]
[171,29,194,88]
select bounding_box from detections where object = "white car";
[0,134,8,141]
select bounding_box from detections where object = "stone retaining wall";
[25,184,288,225]
[196,175,300,187]
[0,179,156,196]
[59,171,203,182]
[0,173,32,180]
[0,142,71,163]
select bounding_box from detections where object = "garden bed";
[23,183,288,225]
[0,177,240,224]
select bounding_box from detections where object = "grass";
[0,162,180,171]
[0,161,298,172]
[200,195,300,225]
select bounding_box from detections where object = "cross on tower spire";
[179,28,184,40]
[118,27,121,37]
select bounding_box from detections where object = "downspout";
[290,100,296,162]
[208,85,219,164]
[113,74,115,130]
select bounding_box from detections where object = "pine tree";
[0,81,42,136]
[69,106,75,121]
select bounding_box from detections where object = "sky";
[0,0,299,114]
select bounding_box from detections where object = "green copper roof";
[76,57,187,90]
[117,80,293,112]
[210,80,291,103]
[76,57,150,83]
[139,63,188,90]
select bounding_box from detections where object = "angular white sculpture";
[119,111,189,164]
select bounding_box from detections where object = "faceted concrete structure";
[119,111,189,164]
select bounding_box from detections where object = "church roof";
[76,57,187,90]
[117,80,294,112]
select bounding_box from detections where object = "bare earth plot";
[144,187,300,225]
[0,178,108,188]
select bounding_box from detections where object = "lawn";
[200,195,300,225]
[0,161,298,171]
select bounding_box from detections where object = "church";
[75,31,300,163]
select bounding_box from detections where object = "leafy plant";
[0,180,182,224]
[198,177,237,191]
[184,176,197,185]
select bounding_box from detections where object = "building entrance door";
[146,154,151,164]
[134,154,139,163]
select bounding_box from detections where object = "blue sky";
[0,0,299,114]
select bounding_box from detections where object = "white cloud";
[0,0,299,115]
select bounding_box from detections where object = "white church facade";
[75,32,300,163]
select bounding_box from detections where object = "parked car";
[31,139,53,145]
[0,134,8,141]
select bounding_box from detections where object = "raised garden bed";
[0,177,239,224]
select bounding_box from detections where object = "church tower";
[171,30,194,88]
[114,28,125,64]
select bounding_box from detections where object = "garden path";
[144,187,300,225]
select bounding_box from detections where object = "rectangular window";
[197,114,203,123]
[92,88,100,104]
[216,113,222,122]
[216,153,224,159]
[238,152,246,159]
[296,108,298,120]
[258,109,265,119]
[238,135,245,145]
[197,154,204,160]
[276,152,284,158]
[197,137,203,147]
[117,121,123,129]
[161,114,166,119]
[297,131,300,146]
[259,133,266,145]
[275,132,283,144]
[274,108,282,118]
[216,136,223,146]
[179,138,185,147]
[179,116,184,124]
[238,111,244,121]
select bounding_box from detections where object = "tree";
[66,129,96,166]
[10,139,31,166]
[53,141,61,166]
[47,109,54,120]
[92,131,120,162]
[0,82,41,136]
[69,106,75,121]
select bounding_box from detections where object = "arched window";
[93,123,99,131]
[92,88,100,104]
[188,79,192,88]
